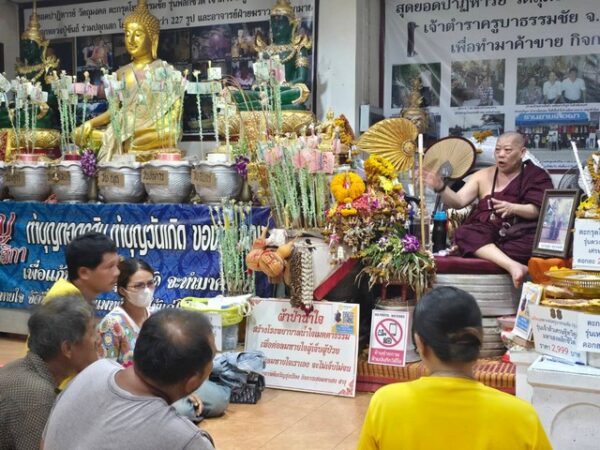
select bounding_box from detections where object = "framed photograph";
[512,282,543,341]
[533,189,580,258]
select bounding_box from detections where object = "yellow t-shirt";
[42,278,83,304]
[358,376,552,450]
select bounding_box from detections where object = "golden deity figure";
[401,77,429,135]
[73,0,181,162]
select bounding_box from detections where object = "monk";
[425,132,553,288]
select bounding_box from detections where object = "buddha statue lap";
[73,0,181,162]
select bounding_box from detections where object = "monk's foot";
[508,262,528,289]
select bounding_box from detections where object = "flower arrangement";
[330,172,365,203]
[357,230,435,296]
[324,154,435,294]
[324,155,408,260]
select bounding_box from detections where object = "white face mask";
[126,287,154,308]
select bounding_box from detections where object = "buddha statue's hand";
[73,121,94,148]
[37,102,50,120]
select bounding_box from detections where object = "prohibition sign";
[375,318,403,347]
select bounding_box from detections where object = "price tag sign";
[47,169,71,185]
[141,168,169,186]
[530,304,586,364]
[5,171,25,187]
[97,170,125,188]
[192,169,215,188]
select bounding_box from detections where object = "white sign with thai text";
[530,304,586,365]
[368,310,409,367]
[577,312,600,354]
[572,219,600,271]
[24,0,315,40]
[245,298,360,397]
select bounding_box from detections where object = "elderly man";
[42,309,215,450]
[425,132,553,287]
[0,296,97,450]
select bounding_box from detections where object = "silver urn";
[142,159,192,203]
[97,161,145,203]
[49,161,90,203]
[8,161,51,201]
[192,161,242,203]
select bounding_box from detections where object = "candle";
[418,133,426,256]
[571,141,591,197]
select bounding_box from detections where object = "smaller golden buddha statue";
[73,0,181,162]
[401,77,428,135]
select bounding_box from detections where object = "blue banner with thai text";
[0,202,270,315]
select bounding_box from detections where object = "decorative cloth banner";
[0,202,270,315]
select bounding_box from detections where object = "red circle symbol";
[374,318,403,348]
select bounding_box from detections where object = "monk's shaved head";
[498,131,525,149]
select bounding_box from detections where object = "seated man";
[425,132,553,287]
[44,232,120,305]
[42,309,215,450]
[0,296,97,450]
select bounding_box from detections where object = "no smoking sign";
[368,310,409,367]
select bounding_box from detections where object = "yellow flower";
[364,155,396,182]
[330,172,366,203]
[340,207,358,217]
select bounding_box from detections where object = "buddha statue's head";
[270,0,297,44]
[123,0,160,61]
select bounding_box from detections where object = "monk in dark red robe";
[425,132,553,287]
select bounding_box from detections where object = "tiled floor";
[0,335,370,449]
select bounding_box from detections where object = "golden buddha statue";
[73,0,181,162]
[401,77,428,134]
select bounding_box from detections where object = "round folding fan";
[356,118,418,172]
[423,136,476,180]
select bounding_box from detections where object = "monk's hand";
[423,170,444,191]
[490,198,515,218]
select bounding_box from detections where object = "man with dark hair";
[44,231,120,304]
[0,296,97,450]
[42,309,215,449]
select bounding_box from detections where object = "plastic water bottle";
[432,211,447,253]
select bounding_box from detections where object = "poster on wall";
[385,0,600,168]
[24,0,317,137]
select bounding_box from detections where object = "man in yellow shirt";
[44,232,120,305]
[358,286,551,450]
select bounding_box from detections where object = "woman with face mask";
[96,257,230,421]
[96,258,155,366]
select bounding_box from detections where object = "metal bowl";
[97,162,145,203]
[143,160,192,204]
[50,161,90,203]
[192,161,242,203]
[8,162,51,201]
